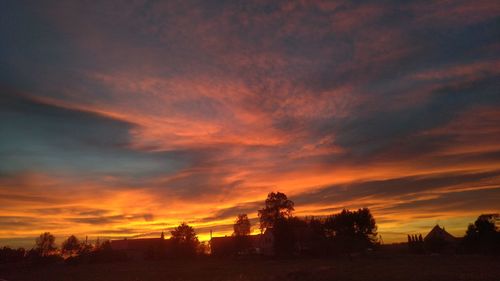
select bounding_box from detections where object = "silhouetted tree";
[463,214,500,254]
[307,217,328,256]
[79,242,93,255]
[258,192,294,231]
[273,217,310,256]
[197,241,210,256]
[0,247,25,263]
[407,235,413,252]
[62,235,81,256]
[408,234,424,254]
[95,239,111,251]
[324,208,378,253]
[233,214,251,236]
[86,240,128,263]
[36,232,56,256]
[232,214,252,254]
[170,222,199,257]
[95,237,100,248]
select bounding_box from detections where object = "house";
[210,224,328,257]
[210,230,274,256]
[424,225,457,243]
[257,229,275,255]
[423,225,460,253]
[110,232,169,259]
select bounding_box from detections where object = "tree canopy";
[233,214,251,236]
[463,214,500,254]
[35,232,56,256]
[258,192,294,231]
[171,222,199,243]
[62,235,81,256]
[324,208,378,252]
[170,222,199,257]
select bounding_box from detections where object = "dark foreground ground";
[1,255,499,281]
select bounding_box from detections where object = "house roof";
[424,225,456,243]
[211,235,261,243]
[110,238,165,251]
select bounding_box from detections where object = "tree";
[355,208,378,243]
[197,241,210,256]
[0,247,25,263]
[463,214,500,254]
[308,217,329,256]
[62,235,81,256]
[35,232,56,256]
[87,240,128,263]
[171,222,199,244]
[233,214,251,236]
[258,192,294,231]
[273,217,307,256]
[170,222,199,257]
[324,208,378,253]
[233,214,252,254]
[408,234,424,254]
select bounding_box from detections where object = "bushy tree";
[233,214,251,236]
[273,217,308,256]
[232,214,253,254]
[0,247,25,263]
[62,235,81,256]
[197,241,210,256]
[324,208,378,253]
[170,222,199,257]
[86,240,128,263]
[258,192,294,231]
[463,214,500,254]
[36,232,56,256]
[307,217,329,256]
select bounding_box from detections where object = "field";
[1,255,499,281]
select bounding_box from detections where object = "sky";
[1,0,499,248]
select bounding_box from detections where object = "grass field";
[1,255,499,281]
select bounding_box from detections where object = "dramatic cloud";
[0,0,499,247]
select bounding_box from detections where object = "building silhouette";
[110,232,169,260]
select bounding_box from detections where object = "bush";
[0,247,26,263]
[25,249,63,266]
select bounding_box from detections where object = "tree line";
[1,192,499,265]
[406,213,500,255]
[0,222,203,265]
[243,191,379,256]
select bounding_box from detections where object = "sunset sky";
[1,1,499,247]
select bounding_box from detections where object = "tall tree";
[171,222,199,244]
[170,222,199,257]
[233,214,251,236]
[233,214,252,254]
[62,235,81,256]
[35,232,56,256]
[258,192,294,231]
